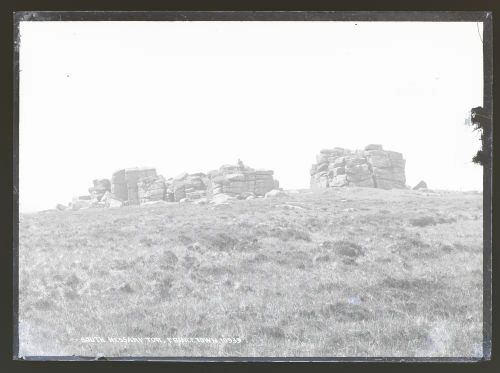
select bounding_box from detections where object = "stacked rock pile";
[58,161,280,210]
[207,160,279,198]
[111,167,157,205]
[310,144,406,189]
[138,175,166,204]
[88,179,111,204]
[169,172,210,202]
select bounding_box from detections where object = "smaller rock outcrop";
[207,160,279,199]
[413,180,428,190]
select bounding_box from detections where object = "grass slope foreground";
[18,187,483,358]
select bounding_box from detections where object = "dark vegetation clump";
[467,106,491,166]
[409,216,436,227]
[258,326,286,339]
[380,277,437,293]
[269,227,311,242]
[437,216,457,224]
[207,232,239,251]
[321,240,365,257]
[320,302,371,321]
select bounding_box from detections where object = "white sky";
[19,21,484,212]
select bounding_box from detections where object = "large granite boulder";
[138,175,166,204]
[310,145,406,189]
[207,160,279,198]
[111,167,157,205]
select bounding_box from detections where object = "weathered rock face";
[207,160,279,198]
[111,167,157,205]
[310,145,406,189]
[168,173,209,202]
[138,175,166,204]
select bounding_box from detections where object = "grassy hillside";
[18,187,483,358]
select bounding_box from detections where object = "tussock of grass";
[409,216,437,227]
[321,240,365,257]
[380,277,438,292]
[258,326,286,339]
[320,302,372,321]
[269,227,312,242]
